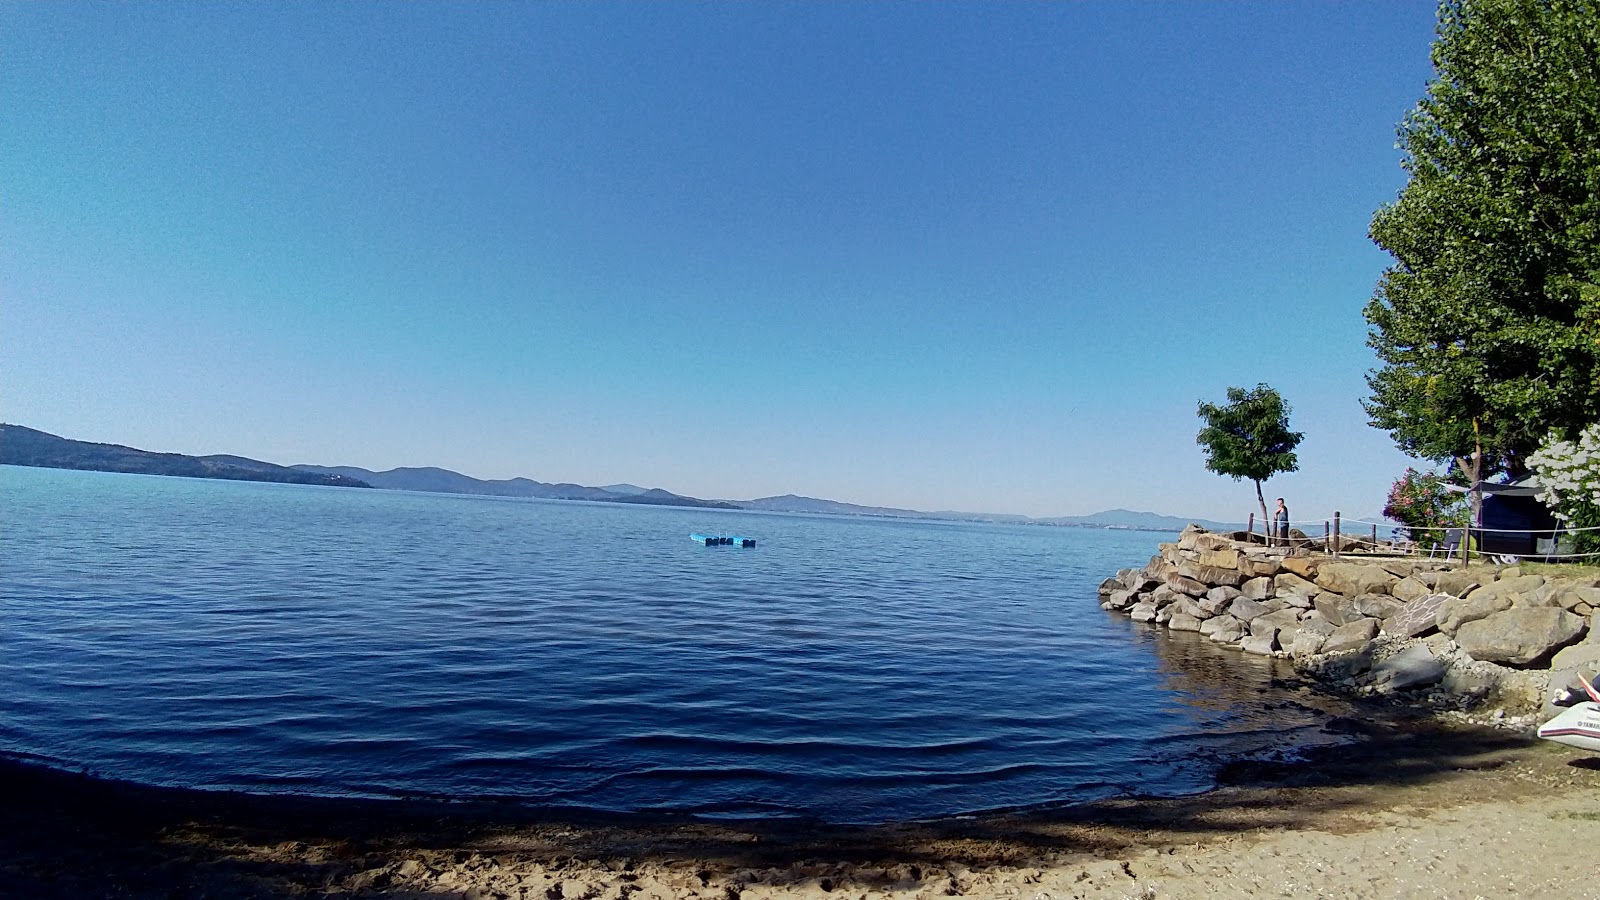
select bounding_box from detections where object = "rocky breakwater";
[1099,526,1600,722]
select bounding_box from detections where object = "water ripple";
[0,466,1347,823]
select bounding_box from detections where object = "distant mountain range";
[0,423,1233,531]
[0,424,370,489]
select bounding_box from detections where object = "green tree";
[1363,0,1600,526]
[1196,384,1304,528]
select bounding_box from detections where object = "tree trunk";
[1254,479,1269,545]
[1455,423,1484,563]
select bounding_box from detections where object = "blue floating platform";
[690,533,756,548]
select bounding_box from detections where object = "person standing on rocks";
[1273,497,1290,546]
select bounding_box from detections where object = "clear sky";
[3,2,1441,521]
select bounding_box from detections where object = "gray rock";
[1456,608,1587,666]
[1168,612,1204,632]
[1196,592,1233,617]
[1550,641,1600,672]
[1313,593,1361,627]
[1206,585,1242,605]
[1238,555,1282,578]
[1106,589,1138,610]
[1320,618,1380,655]
[1289,631,1327,657]
[1205,615,1246,644]
[1240,632,1278,655]
[1178,597,1215,620]
[1354,593,1407,620]
[1435,592,1514,637]
[1274,572,1319,597]
[1129,602,1158,622]
[1228,596,1269,623]
[1297,615,1336,637]
[1387,593,1452,638]
[1099,577,1123,595]
[1178,563,1243,588]
[1370,644,1446,692]
[1432,572,1481,598]
[1149,584,1184,608]
[1315,562,1398,597]
[1155,604,1175,624]
[1379,559,1419,578]
[1279,590,1314,610]
[1495,574,1546,597]
[1252,608,1302,637]
[1240,576,1274,601]
[1166,573,1209,597]
[1390,577,1432,604]
[1441,665,1499,700]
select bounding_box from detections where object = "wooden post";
[1324,521,1330,553]
[1333,512,1341,558]
[1371,523,1378,551]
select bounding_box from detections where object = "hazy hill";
[1039,508,1243,532]
[4,424,1237,527]
[290,464,738,509]
[0,425,371,489]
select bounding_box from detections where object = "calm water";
[1,465,1342,823]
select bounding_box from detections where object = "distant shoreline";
[1,423,1238,529]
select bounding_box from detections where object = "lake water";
[1,465,1344,823]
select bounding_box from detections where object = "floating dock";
[690,533,756,548]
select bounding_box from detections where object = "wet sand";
[4,718,1599,899]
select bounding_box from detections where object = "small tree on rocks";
[1197,384,1304,529]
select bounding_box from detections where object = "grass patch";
[1556,811,1600,821]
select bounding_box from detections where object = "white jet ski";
[1538,672,1600,752]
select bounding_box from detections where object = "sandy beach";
[5,716,1598,900]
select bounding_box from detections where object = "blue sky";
[3,3,1440,520]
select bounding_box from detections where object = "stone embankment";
[1100,526,1600,722]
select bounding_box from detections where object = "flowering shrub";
[1383,468,1467,547]
[1528,425,1600,556]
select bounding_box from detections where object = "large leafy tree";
[1364,0,1600,523]
[1197,384,1303,528]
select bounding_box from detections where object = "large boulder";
[1129,602,1158,622]
[1313,593,1362,627]
[1552,640,1600,672]
[1456,608,1587,666]
[1391,576,1432,603]
[1178,563,1244,588]
[1252,608,1302,638]
[1099,577,1124,595]
[1197,547,1241,570]
[1203,615,1246,644]
[1321,618,1381,655]
[1199,588,1237,616]
[1386,593,1452,638]
[1178,528,1232,552]
[1238,555,1283,578]
[1492,574,1546,600]
[1432,571,1481,598]
[1289,630,1327,657]
[1274,572,1320,598]
[1281,556,1320,579]
[1369,644,1446,692]
[1228,595,1270,623]
[1354,593,1407,620]
[1240,631,1279,655]
[1239,576,1274,601]
[1166,573,1209,597]
[1168,612,1204,632]
[1106,589,1139,611]
[1435,592,1513,637]
[1315,563,1398,597]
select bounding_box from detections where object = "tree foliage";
[1383,467,1469,547]
[1196,384,1303,524]
[1363,0,1600,488]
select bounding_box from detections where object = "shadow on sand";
[1,717,1576,899]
